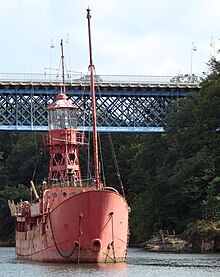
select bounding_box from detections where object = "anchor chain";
[48,210,76,259]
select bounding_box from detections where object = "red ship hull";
[15,188,129,263]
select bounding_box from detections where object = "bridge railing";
[0,73,203,85]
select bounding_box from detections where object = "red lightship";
[8,9,129,263]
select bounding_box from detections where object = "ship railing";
[49,178,96,188]
[42,131,84,148]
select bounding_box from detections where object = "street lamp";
[50,39,55,79]
[190,42,198,75]
[210,37,215,58]
[65,33,72,78]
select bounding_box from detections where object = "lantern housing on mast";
[48,93,77,130]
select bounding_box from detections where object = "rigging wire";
[81,84,86,135]
[95,79,126,194]
[31,84,40,182]
[98,132,107,187]
[92,69,107,187]
[81,76,93,185]
[108,133,126,199]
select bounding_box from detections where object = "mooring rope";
[77,213,83,264]
[109,212,116,263]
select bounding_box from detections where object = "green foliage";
[129,59,220,242]
[5,133,48,186]
[183,220,220,242]
[0,131,48,244]
[203,177,220,220]
[0,132,49,189]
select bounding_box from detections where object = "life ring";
[90,238,102,252]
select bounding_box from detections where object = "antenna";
[60,39,66,94]
[87,8,93,67]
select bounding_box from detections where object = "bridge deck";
[0,73,201,133]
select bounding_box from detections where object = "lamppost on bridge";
[210,37,215,58]
[190,42,198,75]
[65,33,72,78]
[50,39,55,79]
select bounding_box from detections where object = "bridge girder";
[0,79,200,133]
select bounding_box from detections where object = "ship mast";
[60,39,66,94]
[87,8,100,189]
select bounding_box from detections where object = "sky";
[0,0,220,76]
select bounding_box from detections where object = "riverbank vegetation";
[0,59,219,248]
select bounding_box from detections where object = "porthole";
[71,191,77,196]
[62,192,67,197]
[52,192,58,198]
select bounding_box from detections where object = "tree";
[203,177,220,221]
[2,132,48,187]
[130,58,220,242]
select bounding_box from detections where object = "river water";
[0,247,220,276]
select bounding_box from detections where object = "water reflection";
[127,247,220,268]
[26,261,128,276]
[1,247,220,277]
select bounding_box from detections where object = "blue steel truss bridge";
[0,73,201,133]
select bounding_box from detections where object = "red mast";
[87,8,100,189]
